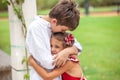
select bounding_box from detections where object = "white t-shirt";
[26,16,82,80]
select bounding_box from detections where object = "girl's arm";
[29,56,75,80]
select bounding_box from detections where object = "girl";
[29,32,86,80]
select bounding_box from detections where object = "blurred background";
[0,0,120,80]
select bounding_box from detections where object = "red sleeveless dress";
[62,72,80,80]
[62,57,86,80]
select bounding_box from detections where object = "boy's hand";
[53,48,69,67]
[53,46,78,67]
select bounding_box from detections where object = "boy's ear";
[51,18,57,24]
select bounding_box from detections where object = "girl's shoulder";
[68,56,79,63]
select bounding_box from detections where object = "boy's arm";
[26,20,54,69]
[53,38,82,67]
[53,46,78,67]
[29,56,74,80]
[74,38,82,55]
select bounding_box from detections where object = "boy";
[26,0,82,80]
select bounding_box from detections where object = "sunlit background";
[0,0,120,80]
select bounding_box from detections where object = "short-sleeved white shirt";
[26,16,82,80]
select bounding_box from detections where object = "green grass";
[0,15,120,80]
[0,19,10,54]
[37,9,50,15]
[72,16,120,80]
[0,11,8,18]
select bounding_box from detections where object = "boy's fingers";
[56,60,61,67]
[61,60,66,66]
[55,58,66,67]
[52,55,57,65]
[52,57,62,67]
[53,55,57,60]
[52,54,66,67]
[52,58,57,65]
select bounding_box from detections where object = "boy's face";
[51,37,64,55]
[51,19,69,32]
[52,25,69,33]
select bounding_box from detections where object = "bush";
[0,0,120,11]
[37,0,58,10]
[0,0,7,11]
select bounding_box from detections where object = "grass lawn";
[0,11,8,18]
[0,16,120,80]
[72,16,120,80]
[0,19,10,55]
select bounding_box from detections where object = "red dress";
[62,72,80,80]
[62,57,86,80]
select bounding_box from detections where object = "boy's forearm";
[53,46,79,67]
[66,46,79,55]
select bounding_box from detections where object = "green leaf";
[24,74,30,80]
[2,0,10,5]
[16,0,20,5]
[21,58,26,64]
[21,57,28,64]
[21,0,25,3]
[16,0,25,5]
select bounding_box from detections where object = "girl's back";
[62,55,83,80]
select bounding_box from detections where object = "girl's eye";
[51,45,53,48]
[55,45,60,48]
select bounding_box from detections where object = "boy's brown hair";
[49,0,80,31]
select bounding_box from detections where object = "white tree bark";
[8,0,37,80]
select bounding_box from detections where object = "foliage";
[0,0,8,11]
[36,0,58,10]
[1,0,120,11]
[87,0,120,7]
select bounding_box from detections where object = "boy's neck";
[42,15,51,23]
